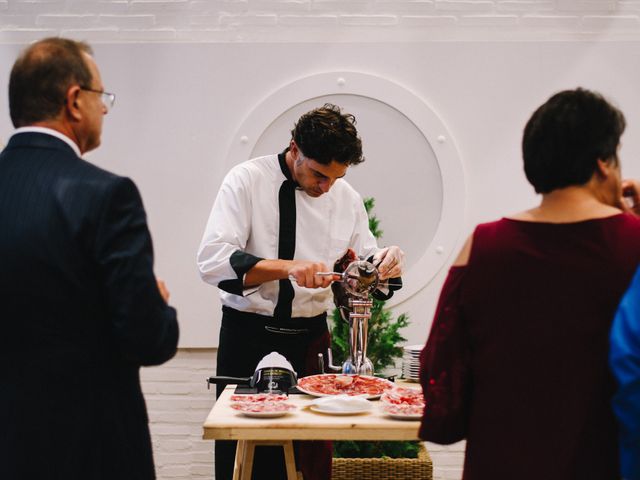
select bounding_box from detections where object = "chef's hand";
[621,179,640,216]
[288,260,336,288]
[372,246,404,280]
[157,278,170,303]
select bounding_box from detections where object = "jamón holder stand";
[320,260,379,376]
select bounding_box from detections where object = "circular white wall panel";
[226,72,465,306]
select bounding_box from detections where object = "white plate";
[385,412,422,421]
[309,404,371,416]
[237,410,293,418]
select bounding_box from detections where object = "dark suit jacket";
[0,132,179,480]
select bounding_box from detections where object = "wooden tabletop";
[203,385,421,441]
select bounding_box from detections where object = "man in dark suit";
[0,38,179,479]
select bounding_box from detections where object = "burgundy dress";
[419,214,640,480]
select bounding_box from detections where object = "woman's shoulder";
[452,219,507,266]
[469,218,518,242]
[611,211,640,228]
[603,213,640,246]
[453,214,640,267]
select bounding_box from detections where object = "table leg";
[232,440,246,480]
[282,441,298,480]
[240,441,256,480]
[232,440,299,480]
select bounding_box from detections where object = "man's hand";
[372,246,405,280]
[156,278,170,303]
[288,260,336,288]
[621,179,640,216]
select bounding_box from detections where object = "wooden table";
[202,385,421,480]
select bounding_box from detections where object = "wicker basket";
[331,443,432,480]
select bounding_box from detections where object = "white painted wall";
[3,41,640,348]
[3,2,640,479]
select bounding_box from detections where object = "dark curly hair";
[9,37,93,128]
[523,88,626,194]
[291,103,364,166]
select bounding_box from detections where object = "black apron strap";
[274,150,297,320]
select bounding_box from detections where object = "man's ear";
[65,86,82,121]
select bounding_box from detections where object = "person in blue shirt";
[611,241,640,480]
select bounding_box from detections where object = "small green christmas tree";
[330,198,418,459]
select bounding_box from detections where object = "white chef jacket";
[197,152,380,319]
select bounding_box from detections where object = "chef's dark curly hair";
[291,103,364,166]
[523,88,625,194]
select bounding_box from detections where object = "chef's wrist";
[245,259,293,285]
[280,259,296,277]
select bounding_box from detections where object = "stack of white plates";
[401,344,423,382]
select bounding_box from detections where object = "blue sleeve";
[610,267,640,480]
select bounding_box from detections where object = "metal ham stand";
[321,260,380,376]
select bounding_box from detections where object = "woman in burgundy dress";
[419,88,640,480]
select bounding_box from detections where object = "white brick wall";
[141,349,218,480]
[1,0,640,42]
[140,349,465,480]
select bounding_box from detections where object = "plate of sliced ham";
[230,392,295,418]
[230,393,289,403]
[380,386,425,420]
[380,403,423,420]
[296,374,393,399]
[230,401,296,418]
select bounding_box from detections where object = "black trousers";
[215,306,331,480]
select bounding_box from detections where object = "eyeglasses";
[80,87,116,112]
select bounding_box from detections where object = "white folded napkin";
[311,394,372,412]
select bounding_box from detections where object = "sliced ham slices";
[297,374,393,399]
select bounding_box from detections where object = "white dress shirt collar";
[12,126,82,157]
